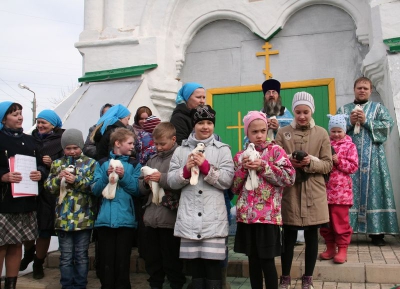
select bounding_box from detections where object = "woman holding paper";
[0,101,42,289]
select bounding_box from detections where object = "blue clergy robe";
[337,101,399,234]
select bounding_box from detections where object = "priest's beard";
[263,98,282,116]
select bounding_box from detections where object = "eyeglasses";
[265,91,278,96]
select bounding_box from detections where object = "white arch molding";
[173,0,369,77]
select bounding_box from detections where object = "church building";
[55,0,400,224]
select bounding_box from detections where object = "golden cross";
[256,42,279,80]
[227,111,244,150]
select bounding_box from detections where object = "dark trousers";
[97,226,135,289]
[281,227,318,277]
[191,258,221,280]
[144,227,186,289]
[320,205,352,247]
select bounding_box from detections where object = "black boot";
[4,277,17,289]
[19,245,35,271]
[206,279,222,289]
[32,255,45,279]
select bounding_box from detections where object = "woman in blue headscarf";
[19,109,65,279]
[0,101,42,288]
[170,82,205,145]
[91,104,131,160]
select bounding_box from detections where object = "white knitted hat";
[328,114,347,132]
[292,91,315,113]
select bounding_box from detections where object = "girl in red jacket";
[320,114,358,263]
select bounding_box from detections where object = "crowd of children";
[0,85,361,289]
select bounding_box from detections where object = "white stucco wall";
[73,0,400,225]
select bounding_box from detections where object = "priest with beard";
[243,79,293,148]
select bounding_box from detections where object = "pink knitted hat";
[243,111,268,137]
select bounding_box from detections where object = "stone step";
[45,244,400,284]
[14,269,400,289]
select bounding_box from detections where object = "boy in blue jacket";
[92,128,142,289]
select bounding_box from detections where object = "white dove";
[353,104,363,134]
[59,165,75,205]
[190,143,206,186]
[141,166,165,205]
[102,159,123,200]
[239,143,261,190]
[267,116,277,140]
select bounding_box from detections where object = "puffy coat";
[326,135,358,205]
[139,143,181,229]
[45,154,97,231]
[232,141,295,225]
[275,120,332,227]
[167,134,234,240]
[92,153,141,228]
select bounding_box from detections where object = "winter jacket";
[232,141,295,225]
[170,103,192,145]
[44,154,97,231]
[326,135,358,205]
[139,143,181,229]
[92,153,141,229]
[83,125,97,159]
[0,130,39,213]
[32,128,65,230]
[167,133,234,240]
[93,121,126,161]
[135,130,156,165]
[275,120,332,227]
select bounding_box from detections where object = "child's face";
[64,145,82,157]
[330,127,345,141]
[247,119,267,146]
[194,120,214,140]
[115,136,134,156]
[153,136,176,153]
[294,105,312,126]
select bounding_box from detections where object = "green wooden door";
[212,85,331,156]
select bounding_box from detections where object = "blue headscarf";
[175,82,204,105]
[0,101,14,130]
[96,104,130,135]
[37,109,63,128]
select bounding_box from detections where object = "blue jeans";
[57,229,91,289]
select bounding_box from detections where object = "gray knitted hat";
[292,91,315,113]
[61,129,84,149]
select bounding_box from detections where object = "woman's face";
[194,120,214,140]
[138,112,148,127]
[293,105,312,126]
[36,118,53,134]
[120,114,131,126]
[187,88,206,110]
[3,109,23,130]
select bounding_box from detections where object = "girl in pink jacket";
[320,114,358,264]
[232,111,295,289]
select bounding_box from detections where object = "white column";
[84,0,104,31]
[103,0,124,29]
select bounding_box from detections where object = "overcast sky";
[0,0,84,130]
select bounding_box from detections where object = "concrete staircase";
[45,234,400,284]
